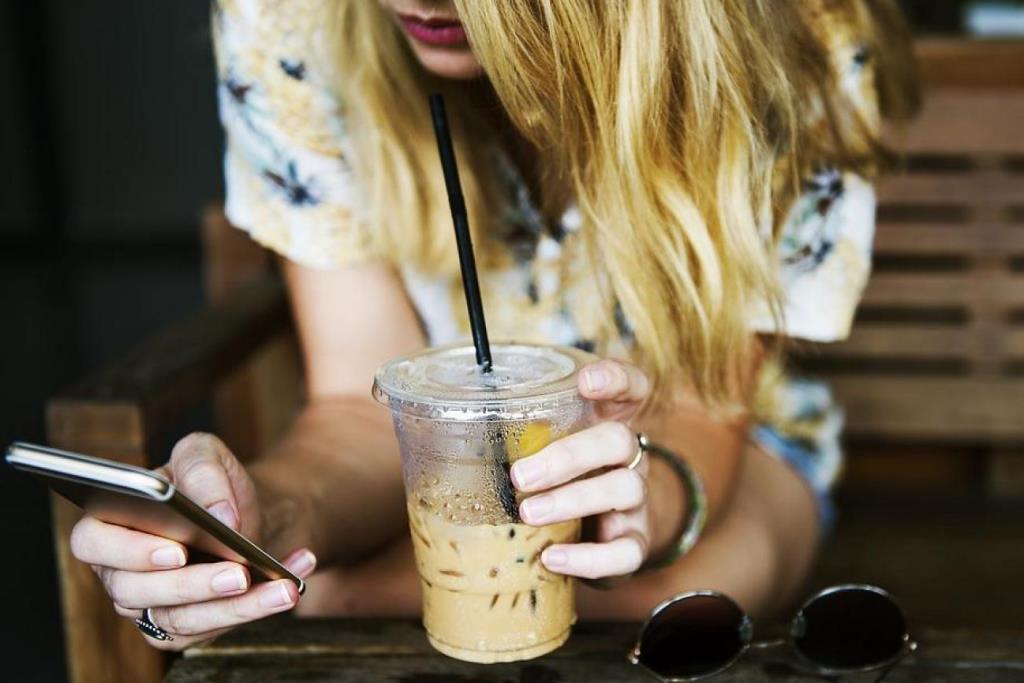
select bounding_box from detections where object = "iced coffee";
[373,343,594,662]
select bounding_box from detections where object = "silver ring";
[627,432,648,470]
[135,608,174,642]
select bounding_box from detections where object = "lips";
[398,14,468,47]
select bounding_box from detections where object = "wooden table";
[166,618,1024,682]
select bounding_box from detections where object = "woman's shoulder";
[216,0,333,42]
[753,3,885,343]
[215,0,347,162]
[214,0,373,270]
[214,0,340,107]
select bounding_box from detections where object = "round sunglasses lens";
[792,587,906,670]
[637,594,748,679]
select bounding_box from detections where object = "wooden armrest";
[42,277,292,683]
[47,277,291,458]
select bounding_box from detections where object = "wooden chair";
[46,210,300,683]
[44,38,1024,683]
[796,39,1024,497]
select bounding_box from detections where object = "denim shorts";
[750,376,844,534]
[751,423,839,533]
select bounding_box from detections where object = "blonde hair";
[330,0,918,406]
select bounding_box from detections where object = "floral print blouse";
[213,0,882,527]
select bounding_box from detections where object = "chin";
[411,45,484,80]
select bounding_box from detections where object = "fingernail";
[211,567,248,594]
[584,367,610,392]
[151,546,186,568]
[520,495,554,524]
[259,582,295,609]
[543,548,568,568]
[511,458,544,490]
[286,549,317,577]
[207,500,239,530]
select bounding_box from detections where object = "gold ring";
[627,432,648,470]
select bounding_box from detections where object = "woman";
[70,0,919,649]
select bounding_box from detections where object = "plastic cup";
[373,342,595,663]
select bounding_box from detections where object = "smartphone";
[5,442,304,593]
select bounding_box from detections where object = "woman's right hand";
[69,433,317,650]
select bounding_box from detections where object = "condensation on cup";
[373,343,596,663]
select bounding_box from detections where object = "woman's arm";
[638,339,765,559]
[596,339,819,619]
[577,439,819,621]
[296,338,819,620]
[65,256,430,651]
[250,257,427,567]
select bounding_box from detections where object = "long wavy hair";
[330,0,919,405]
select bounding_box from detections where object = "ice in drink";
[373,344,594,662]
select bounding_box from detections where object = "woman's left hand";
[511,359,651,581]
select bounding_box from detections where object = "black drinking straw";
[429,93,493,373]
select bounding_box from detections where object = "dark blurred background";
[0,2,1021,682]
[1,3,219,681]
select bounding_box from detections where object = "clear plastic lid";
[372,343,595,421]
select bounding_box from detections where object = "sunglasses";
[630,584,916,682]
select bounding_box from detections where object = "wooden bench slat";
[916,38,1024,90]
[878,174,1024,205]
[861,273,1024,307]
[1003,329,1024,357]
[887,91,1024,154]
[862,274,973,306]
[874,224,1024,254]
[831,377,1024,440]
[824,326,974,357]
[817,327,1024,361]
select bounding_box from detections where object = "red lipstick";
[398,14,467,47]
